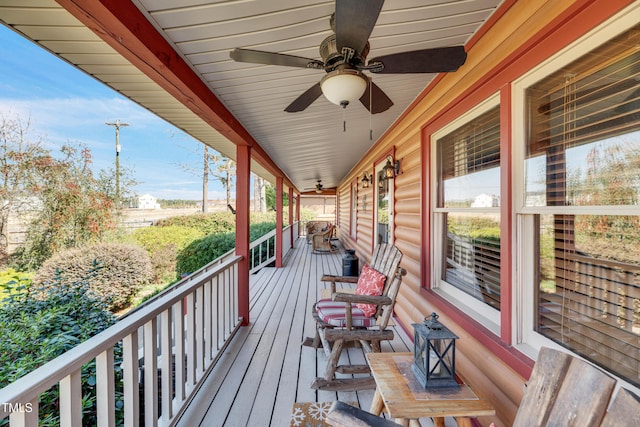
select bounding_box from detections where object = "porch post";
[288,187,294,248]
[275,177,283,268]
[236,144,251,326]
[296,194,301,237]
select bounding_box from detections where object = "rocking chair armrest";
[332,293,392,306]
[321,274,359,284]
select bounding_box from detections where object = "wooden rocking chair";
[303,244,404,391]
[311,225,337,253]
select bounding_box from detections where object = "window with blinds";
[525,23,640,208]
[527,24,640,386]
[438,106,501,208]
[436,105,501,309]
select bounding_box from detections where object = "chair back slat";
[377,267,406,329]
[513,347,616,427]
[364,244,403,326]
[369,244,402,292]
[601,388,640,427]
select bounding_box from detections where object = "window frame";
[511,2,640,375]
[350,181,357,240]
[430,94,502,334]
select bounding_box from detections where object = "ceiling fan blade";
[230,48,323,69]
[335,0,384,55]
[368,46,467,74]
[359,80,393,114]
[284,83,323,112]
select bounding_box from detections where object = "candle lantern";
[411,312,459,389]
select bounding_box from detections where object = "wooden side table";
[366,352,495,427]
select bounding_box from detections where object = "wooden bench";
[326,346,640,426]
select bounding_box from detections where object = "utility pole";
[105,119,129,206]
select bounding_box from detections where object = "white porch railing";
[0,255,242,427]
[0,222,300,426]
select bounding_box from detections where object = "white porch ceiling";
[0,0,503,193]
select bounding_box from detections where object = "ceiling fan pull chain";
[369,78,373,140]
[343,108,346,132]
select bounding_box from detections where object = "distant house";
[137,194,160,209]
[471,193,500,208]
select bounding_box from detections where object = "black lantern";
[383,157,395,179]
[411,312,459,389]
[361,173,371,189]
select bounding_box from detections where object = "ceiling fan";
[229,0,467,114]
[303,180,324,193]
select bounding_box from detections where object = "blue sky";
[0,25,228,201]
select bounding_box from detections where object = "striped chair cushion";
[315,299,377,328]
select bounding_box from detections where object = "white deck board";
[175,238,427,427]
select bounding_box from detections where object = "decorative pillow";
[354,264,386,317]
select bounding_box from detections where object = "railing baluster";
[160,308,173,421]
[96,348,116,427]
[185,293,196,388]
[123,330,140,427]
[220,272,226,340]
[173,301,185,403]
[59,369,82,426]
[233,263,239,323]
[195,286,205,378]
[226,268,232,338]
[8,397,38,427]
[144,318,158,427]
[213,275,220,351]
[204,280,213,362]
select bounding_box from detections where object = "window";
[517,19,640,386]
[432,98,501,330]
[375,157,394,245]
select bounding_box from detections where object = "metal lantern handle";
[423,312,443,330]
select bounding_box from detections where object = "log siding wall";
[335,1,637,425]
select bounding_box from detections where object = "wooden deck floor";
[174,238,446,427]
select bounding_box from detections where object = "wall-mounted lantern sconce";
[382,155,402,179]
[361,173,372,189]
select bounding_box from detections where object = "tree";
[253,174,267,212]
[265,183,288,211]
[97,165,138,210]
[203,145,209,212]
[212,153,235,209]
[0,114,48,256]
[13,144,119,270]
[174,142,235,210]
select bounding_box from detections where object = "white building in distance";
[137,194,160,209]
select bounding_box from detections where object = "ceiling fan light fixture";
[320,69,367,107]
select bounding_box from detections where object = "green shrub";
[0,275,121,426]
[156,211,277,233]
[34,243,152,311]
[132,225,203,283]
[155,212,237,235]
[175,221,276,275]
[176,231,235,275]
[0,269,33,304]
